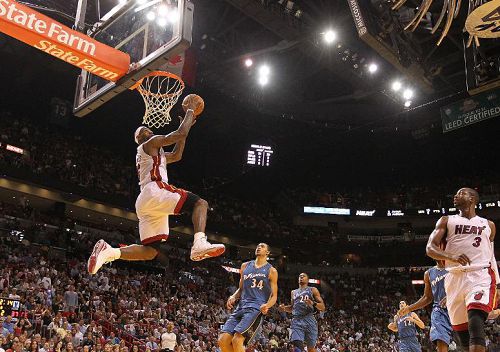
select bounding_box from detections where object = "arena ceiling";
[3,0,486,125]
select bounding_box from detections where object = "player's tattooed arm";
[426,216,471,265]
[145,109,195,152]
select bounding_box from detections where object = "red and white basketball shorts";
[444,266,497,330]
[135,181,188,245]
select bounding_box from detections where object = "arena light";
[391,80,402,91]
[403,88,414,100]
[136,0,147,4]
[146,11,155,21]
[157,17,168,26]
[404,100,412,108]
[258,75,269,86]
[323,30,337,44]
[158,4,169,16]
[258,65,270,76]
[368,63,378,73]
[244,58,253,67]
[167,9,179,23]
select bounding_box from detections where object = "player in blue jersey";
[398,261,452,352]
[218,243,279,352]
[388,300,425,352]
[278,273,325,352]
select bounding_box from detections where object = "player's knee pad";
[454,330,470,349]
[468,309,488,346]
[182,192,201,213]
[148,242,170,266]
[292,340,304,349]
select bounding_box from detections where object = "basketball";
[182,94,205,116]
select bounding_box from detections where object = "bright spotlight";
[146,11,155,21]
[136,0,147,4]
[157,17,168,26]
[158,4,168,16]
[258,75,269,86]
[391,80,402,91]
[323,30,337,44]
[119,0,127,4]
[259,65,270,76]
[244,58,253,67]
[404,100,412,108]
[403,88,414,100]
[167,9,179,23]
[368,63,378,73]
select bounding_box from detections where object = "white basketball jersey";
[445,214,492,270]
[136,144,169,191]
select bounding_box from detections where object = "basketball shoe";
[190,232,225,261]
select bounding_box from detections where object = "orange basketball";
[182,94,205,116]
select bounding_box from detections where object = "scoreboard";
[247,144,273,167]
[0,297,27,319]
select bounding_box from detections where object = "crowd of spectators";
[2,206,500,352]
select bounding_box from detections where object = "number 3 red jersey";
[445,215,493,271]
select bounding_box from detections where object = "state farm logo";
[466,2,500,38]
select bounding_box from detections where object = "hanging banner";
[441,89,500,133]
[0,0,130,81]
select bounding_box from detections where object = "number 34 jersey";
[445,215,493,271]
[239,261,273,310]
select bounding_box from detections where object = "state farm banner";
[441,89,500,133]
[0,0,130,81]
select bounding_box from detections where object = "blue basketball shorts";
[221,307,263,344]
[290,315,318,348]
[430,307,452,345]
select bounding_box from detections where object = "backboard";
[73,0,193,117]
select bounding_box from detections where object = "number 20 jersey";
[444,215,492,271]
[292,287,315,317]
[239,260,272,310]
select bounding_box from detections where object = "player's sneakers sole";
[190,240,225,261]
[88,239,113,275]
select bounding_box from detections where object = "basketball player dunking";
[388,301,425,352]
[218,243,278,352]
[398,261,452,352]
[278,273,325,352]
[87,108,225,274]
[426,188,499,352]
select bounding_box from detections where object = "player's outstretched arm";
[278,292,294,313]
[145,109,195,152]
[426,216,471,265]
[387,315,398,332]
[400,270,433,316]
[311,287,326,312]
[227,263,247,310]
[260,267,278,315]
[488,221,500,293]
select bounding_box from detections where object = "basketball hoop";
[130,71,185,128]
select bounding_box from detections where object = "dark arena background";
[1,0,500,351]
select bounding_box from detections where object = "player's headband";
[134,126,146,144]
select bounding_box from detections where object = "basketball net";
[131,71,185,128]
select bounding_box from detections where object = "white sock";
[110,248,121,260]
[194,232,206,242]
